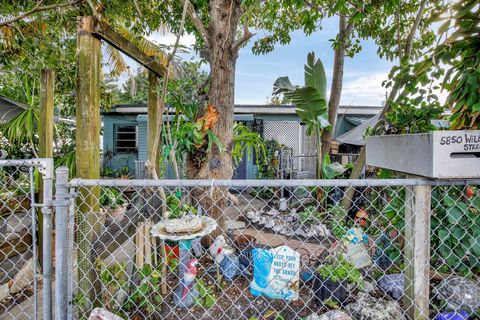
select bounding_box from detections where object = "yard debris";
[433,275,480,311]
[9,257,35,294]
[0,283,9,302]
[434,310,469,320]
[346,293,406,320]
[378,273,404,300]
[88,308,124,320]
[245,209,330,239]
[306,310,352,320]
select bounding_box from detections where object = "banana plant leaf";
[273,52,330,136]
[273,76,297,96]
[286,87,330,135]
[305,52,327,100]
[321,154,348,179]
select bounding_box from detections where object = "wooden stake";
[403,183,431,320]
[76,16,102,316]
[38,68,54,268]
[144,220,152,266]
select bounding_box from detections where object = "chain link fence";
[0,159,53,320]
[60,177,479,320]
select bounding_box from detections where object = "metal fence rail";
[0,159,53,320]
[60,176,480,320]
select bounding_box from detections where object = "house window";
[114,125,137,154]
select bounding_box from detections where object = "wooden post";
[403,183,431,320]
[147,71,161,174]
[38,68,55,267]
[76,16,102,317]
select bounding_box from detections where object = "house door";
[233,150,247,179]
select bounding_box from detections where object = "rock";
[306,310,352,320]
[266,208,280,216]
[226,220,246,230]
[10,258,35,294]
[227,192,240,205]
[310,223,330,237]
[378,273,404,300]
[295,227,308,238]
[433,275,480,311]
[0,283,9,302]
[346,293,406,320]
[358,280,374,293]
[88,308,124,320]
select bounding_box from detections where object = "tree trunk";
[320,16,351,160]
[186,0,242,243]
[342,0,427,212]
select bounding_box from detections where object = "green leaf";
[470,236,480,256]
[472,196,480,210]
[273,76,296,95]
[318,112,331,129]
[438,229,449,242]
[472,102,480,113]
[205,294,215,308]
[304,52,327,100]
[443,195,455,207]
[289,87,327,130]
[438,20,451,34]
[447,206,463,224]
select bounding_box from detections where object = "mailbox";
[366,130,480,178]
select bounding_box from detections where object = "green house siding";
[137,115,148,161]
[102,111,374,179]
[102,114,138,174]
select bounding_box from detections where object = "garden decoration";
[434,311,469,320]
[100,188,127,223]
[151,215,217,308]
[250,245,300,300]
[209,235,242,281]
[314,255,363,304]
[343,227,371,269]
[433,276,480,312]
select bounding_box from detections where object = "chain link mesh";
[64,179,480,319]
[0,161,39,320]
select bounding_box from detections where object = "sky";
[124,16,397,107]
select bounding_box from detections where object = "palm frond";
[1,107,39,145]
[104,44,128,75]
[115,26,178,77]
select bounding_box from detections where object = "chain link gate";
[57,176,479,320]
[0,159,54,320]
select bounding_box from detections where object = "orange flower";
[466,186,475,199]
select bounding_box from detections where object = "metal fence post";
[404,183,431,320]
[41,159,54,320]
[55,167,69,320]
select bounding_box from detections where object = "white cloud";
[340,72,389,106]
[146,31,196,48]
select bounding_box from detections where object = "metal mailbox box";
[366,130,480,178]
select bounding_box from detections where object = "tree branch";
[0,0,82,27]
[404,0,427,58]
[178,0,210,48]
[232,18,255,52]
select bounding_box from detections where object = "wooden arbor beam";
[90,18,167,77]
